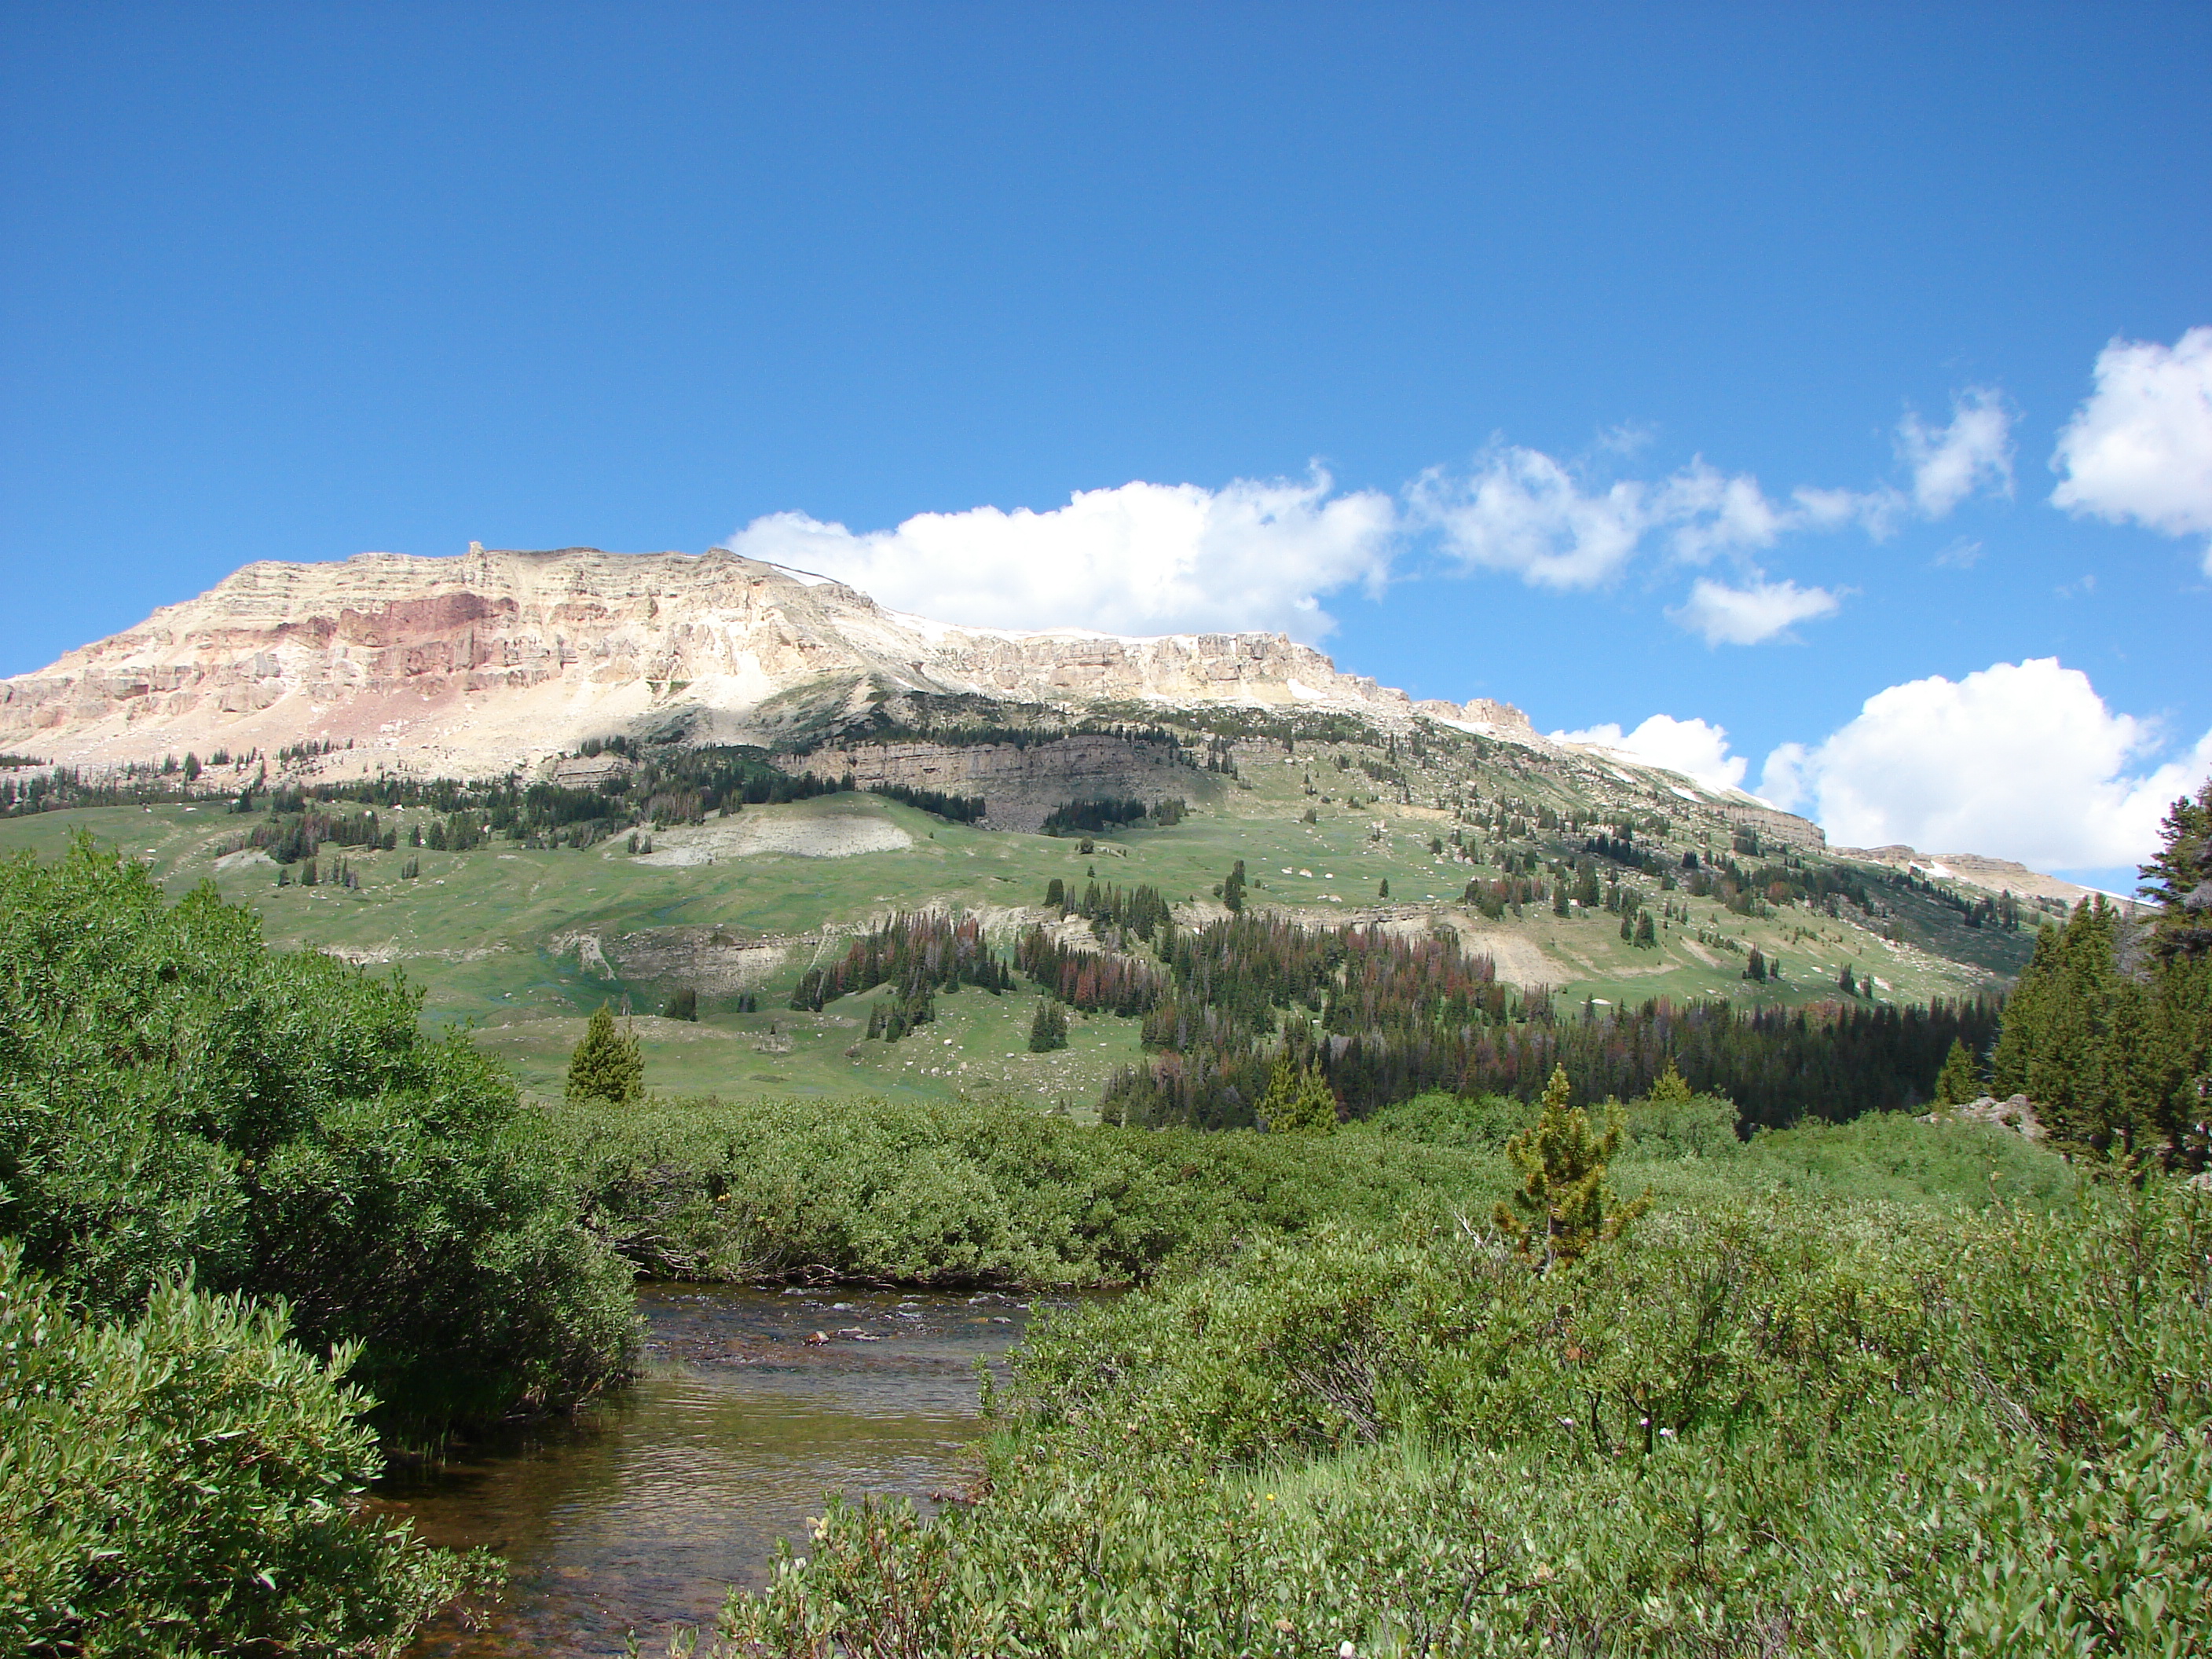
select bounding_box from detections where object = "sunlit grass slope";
[0,727,2032,1109]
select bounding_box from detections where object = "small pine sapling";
[566,1004,645,1104]
[1258,1057,1339,1135]
[1492,1065,1651,1269]
[1932,1037,1981,1107]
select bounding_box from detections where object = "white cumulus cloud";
[1899,388,2016,517]
[2051,326,2212,573]
[1758,657,2212,871]
[723,472,1397,641]
[1406,447,1655,590]
[1668,577,1843,646]
[1407,449,1800,591]
[1410,390,2011,638]
[1552,714,1749,794]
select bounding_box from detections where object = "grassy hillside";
[0,717,2041,1111]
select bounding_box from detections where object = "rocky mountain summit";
[2,544,1546,777]
[1830,845,2122,908]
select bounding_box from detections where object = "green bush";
[713,1179,2212,1657]
[0,1242,493,1658]
[0,840,636,1430]
[550,1093,1500,1286]
[1353,1089,1537,1149]
[1361,1086,1739,1160]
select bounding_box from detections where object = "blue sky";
[4,3,2207,886]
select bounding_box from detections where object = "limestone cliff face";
[786,734,1217,833]
[0,544,1421,774]
[1,539,1835,855]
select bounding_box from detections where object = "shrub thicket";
[0,1243,493,1657]
[0,839,637,1428]
[0,840,637,1653]
[548,1093,1498,1285]
[714,1170,2212,1657]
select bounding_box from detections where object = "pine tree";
[1634,911,1657,948]
[1258,1057,1339,1135]
[2140,779,2212,961]
[1987,897,2193,1158]
[663,987,698,1022]
[1646,1057,1694,1103]
[566,1004,645,1104]
[1378,878,1390,899]
[1221,860,1246,914]
[1492,1066,1650,1269]
[1027,998,1068,1053]
[1932,1037,1980,1106]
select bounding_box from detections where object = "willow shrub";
[550,1093,1498,1286]
[716,1179,2212,1657]
[0,840,636,1429]
[0,1243,493,1658]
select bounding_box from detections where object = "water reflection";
[380,1284,1035,1657]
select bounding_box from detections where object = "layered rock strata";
[1,544,1435,775]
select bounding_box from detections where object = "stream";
[379,1283,1041,1657]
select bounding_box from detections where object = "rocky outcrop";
[1919,1093,2044,1141]
[787,734,1214,832]
[1718,801,1828,852]
[0,544,1445,775]
[1832,844,2121,907]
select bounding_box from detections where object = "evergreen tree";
[1634,911,1657,948]
[1221,860,1247,914]
[1838,963,1857,997]
[1646,1057,1694,1103]
[1988,898,2203,1162]
[663,987,698,1022]
[1378,878,1390,899]
[1932,1037,1980,1106]
[1027,998,1068,1053]
[2139,779,2212,962]
[566,1005,644,1104]
[1492,1066,1650,1269]
[1258,1057,1339,1135]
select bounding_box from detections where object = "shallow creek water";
[379,1284,1041,1657]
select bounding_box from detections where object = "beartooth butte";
[0,542,1547,771]
[0,540,1846,847]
